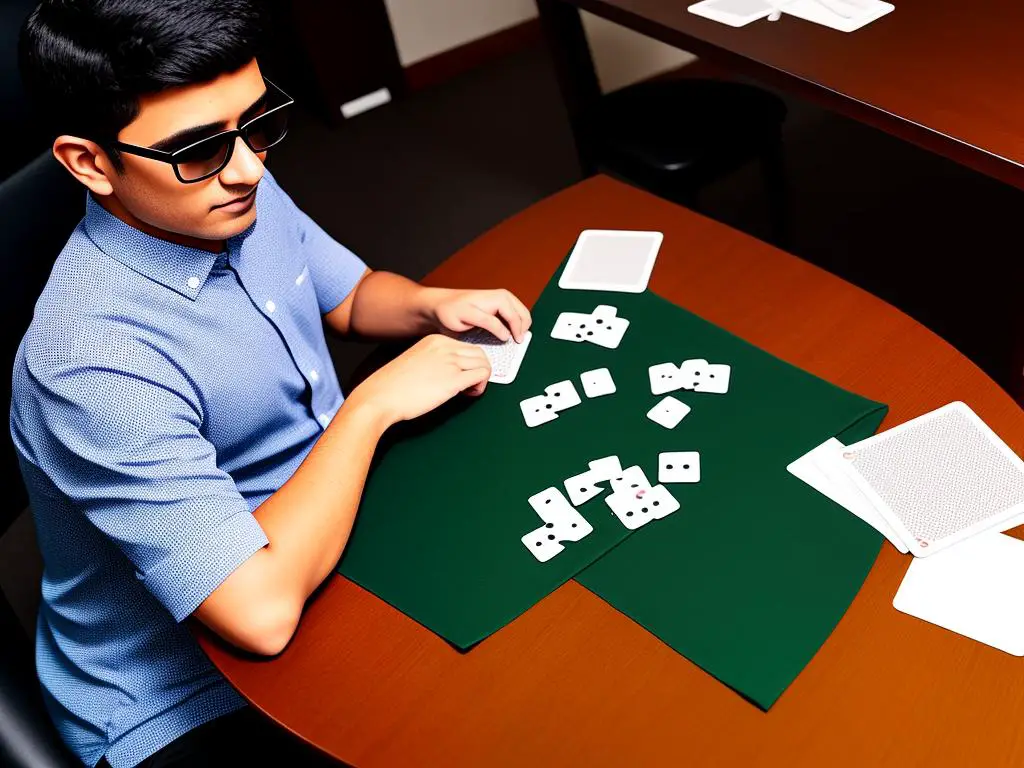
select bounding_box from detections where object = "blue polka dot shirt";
[10,170,366,767]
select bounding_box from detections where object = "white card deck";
[581,368,616,398]
[558,230,663,293]
[647,396,691,429]
[458,329,532,385]
[841,402,1024,557]
[659,451,701,483]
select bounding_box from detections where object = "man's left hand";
[426,288,532,343]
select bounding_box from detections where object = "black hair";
[19,0,267,167]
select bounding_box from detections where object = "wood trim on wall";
[404,18,542,91]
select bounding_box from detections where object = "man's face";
[109,58,269,242]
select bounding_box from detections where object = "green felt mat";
[338,267,886,706]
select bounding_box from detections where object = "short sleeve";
[19,341,269,622]
[264,171,367,314]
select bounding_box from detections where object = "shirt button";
[318,413,331,427]
[309,369,319,382]
[187,276,200,290]
[265,300,276,313]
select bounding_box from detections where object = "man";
[11,1,531,766]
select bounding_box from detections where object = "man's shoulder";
[21,229,154,380]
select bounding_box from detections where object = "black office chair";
[0,152,84,768]
[590,77,789,244]
[1,0,49,182]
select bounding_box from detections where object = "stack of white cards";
[688,0,894,32]
[459,329,532,384]
[788,401,1024,654]
[559,230,663,294]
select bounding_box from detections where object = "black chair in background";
[536,0,789,244]
[0,152,84,768]
[1,0,49,181]
[590,78,789,243]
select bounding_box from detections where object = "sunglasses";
[112,78,294,184]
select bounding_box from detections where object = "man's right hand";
[349,334,492,426]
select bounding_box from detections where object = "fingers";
[475,290,530,343]
[453,345,490,374]
[504,291,533,341]
[464,378,488,397]
[461,305,511,342]
[476,291,524,344]
[451,342,489,395]
[456,366,490,396]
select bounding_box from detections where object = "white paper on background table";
[687,0,894,31]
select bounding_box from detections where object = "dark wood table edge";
[538,0,1024,192]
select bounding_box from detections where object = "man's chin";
[207,204,258,239]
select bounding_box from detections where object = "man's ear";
[52,136,117,196]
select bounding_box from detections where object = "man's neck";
[96,192,226,254]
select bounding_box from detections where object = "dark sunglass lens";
[244,107,289,152]
[174,138,231,181]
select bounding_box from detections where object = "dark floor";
[270,43,1023,402]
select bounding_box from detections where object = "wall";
[580,11,696,93]
[382,0,538,66]
[382,0,695,92]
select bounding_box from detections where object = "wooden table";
[537,0,1024,191]
[198,176,1024,767]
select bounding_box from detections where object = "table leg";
[536,0,603,176]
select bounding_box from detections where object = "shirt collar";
[82,193,224,301]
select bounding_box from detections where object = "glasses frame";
[112,77,294,184]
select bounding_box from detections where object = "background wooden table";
[537,0,1024,191]
[198,176,1024,767]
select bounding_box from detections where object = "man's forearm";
[348,271,441,338]
[194,391,389,654]
[252,390,387,595]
